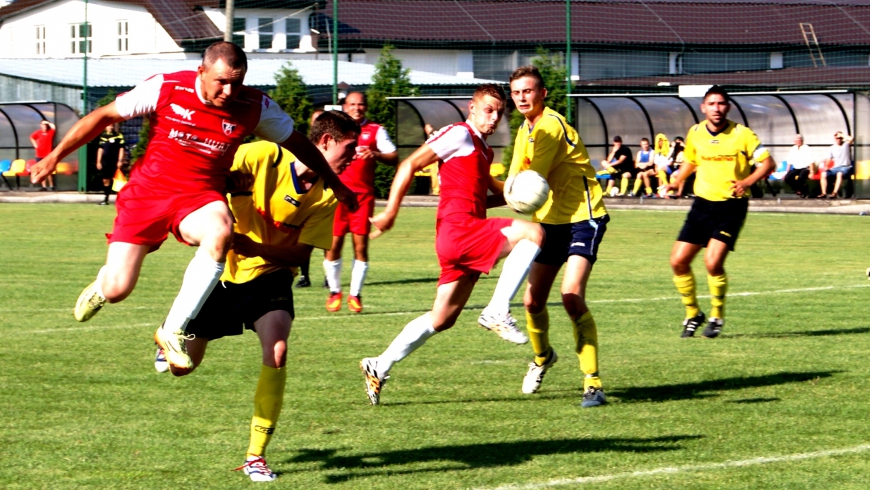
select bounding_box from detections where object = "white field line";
[472,443,870,490]
[6,283,869,336]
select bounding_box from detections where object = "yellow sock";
[246,365,287,457]
[673,273,700,318]
[572,311,601,390]
[632,178,643,195]
[619,178,629,195]
[645,186,653,195]
[708,273,727,319]
[657,170,668,186]
[526,308,550,366]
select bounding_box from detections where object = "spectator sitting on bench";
[631,137,656,197]
[819,131,853,199]
[596,135,633,196]
[784,134,815,198]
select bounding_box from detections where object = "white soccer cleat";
[234,456,277,482]
[154,346,169,373]
[478,310,529,345]
[360,357,389,406]
[522,349,558,394]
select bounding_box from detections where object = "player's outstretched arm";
[664,162,697,194]
[370,144,439,238]
[32,103,125,183]
[280,131,359,212]
[486,174,507,209]
[730,156,776,197]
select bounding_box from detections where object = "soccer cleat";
[153,325,194,373]
[360,357,389,405]
[348,295,363,313]
[522,349,558,394]
[326,292,343,312]
[73,281,106,322]
[295,275,311,288]
[234,456,277,482]
[478,310,528,344]
[702,317,724,338]
[581,386,607,408]
[154,347,169,373]
[680,311,706,338]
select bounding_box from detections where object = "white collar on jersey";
[464,119,486,142]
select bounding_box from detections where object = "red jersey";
[339,120,395,194]
[114,70,294,194]
[31,128,55,158]
[428,122,493,223]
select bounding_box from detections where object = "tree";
[501,47,571,174]
[367,45,419,197]
[270,63,313,136]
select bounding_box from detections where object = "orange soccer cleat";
[326,291,343,312]
[347,295,363,313]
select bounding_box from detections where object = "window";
[70,23,92,54]
[232,17,245,48]
[117,21,129,52]
[285,18,301,50]
[258,18,273,50]
[35,25,45,55]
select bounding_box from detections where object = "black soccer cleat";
[680,311,706,338]
[702,317,724,338]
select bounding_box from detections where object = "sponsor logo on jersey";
[170,103,195,121]
[710,139,719,144]
[283,195,300,207]
[174,85,194,93]
[571,241,586,248]
[222,119,237,136]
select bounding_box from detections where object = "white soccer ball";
[505,170,550,214]
[609,187,619,197]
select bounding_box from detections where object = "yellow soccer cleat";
[73,281,106,322]
[154,326,194,374]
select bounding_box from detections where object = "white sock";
[377,314,437,376]
[94,266,107,300]
[486,239,541,314]
[323,258,342,293]
[349,260,368,297]
[163,248,224,333]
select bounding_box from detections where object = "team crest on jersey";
[528,137,535,143]
[222,119,237,136]
[283,195,300,207]
[170,104,195,121]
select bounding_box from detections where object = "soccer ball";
[609,187,619,197]
[505,170,550,214]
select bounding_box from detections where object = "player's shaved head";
[704,85,730,103]
[472,84,506,104]
[202,41,247,71]
[310,110,360,144]
[509,66,544,90]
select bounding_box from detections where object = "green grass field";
[2,203,870,489]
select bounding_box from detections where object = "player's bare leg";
[348,233,369,312]
[156,200,233,373]
[561,255,605,406]
[671,241,706,337]
[74,242,149,322]
[324,235,345,311]
[479,219,543,344]
[361,276,476,405]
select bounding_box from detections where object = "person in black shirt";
[96,124,125,205]
[596,135,633,196]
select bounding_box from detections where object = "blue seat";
[0,159,11,189]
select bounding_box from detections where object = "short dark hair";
[202,41,247,71]
[472,83,506,103]
[674,136,684,143]
[704,85,730,102]
[310,110,360,144]
[613,135,622,143]
[509,65,544,89]
[640,137,650,144]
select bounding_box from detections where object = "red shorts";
[107,178,226,252]
[333,191,375,236]
[435,216,512,285]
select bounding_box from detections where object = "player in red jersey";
[30,42,357,373]
[358,84,544,405]
[324,92,398,313]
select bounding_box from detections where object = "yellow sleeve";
[744,128,770,162]
[508,123,527,177]
[683,126,699,166]
[297,199,337,251]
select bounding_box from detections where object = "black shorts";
[677,197,748,251]
[99,161,118,180]
[536,215,610,266]
[186,268,295,341]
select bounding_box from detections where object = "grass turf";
[1,203,869,489]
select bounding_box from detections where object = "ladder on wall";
[800,23,827,67]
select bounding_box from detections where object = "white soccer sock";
[377,314,437,376]
[485,239,541,314]
[323,258,342,293]
[349,260,368,297]
[163,248,224,333]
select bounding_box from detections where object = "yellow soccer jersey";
[509,107,607,224]
[222,141,337,284]
[684,120,771,201]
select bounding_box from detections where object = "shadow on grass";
[729,397,781,404]
[279,434,703,482]
[365,277,440,286]
[382,391,578,407]
[727,327,870,338]
[609,371,839,403]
